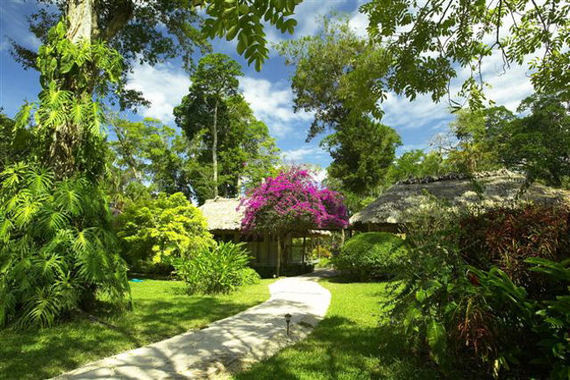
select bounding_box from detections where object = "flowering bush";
[240,167,348,233]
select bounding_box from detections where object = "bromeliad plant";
[0,164,130,328]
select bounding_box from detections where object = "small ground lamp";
[284,313,292,336]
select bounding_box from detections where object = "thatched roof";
[199,198,244,231]
[350,170,570,227]
[198,197,335,236]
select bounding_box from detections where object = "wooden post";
[302,236,306,264]
[276,234,281,277]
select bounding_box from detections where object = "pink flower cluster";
[239,167,349,233]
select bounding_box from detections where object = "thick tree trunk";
[212,99,219,198]
[66,0,98,43]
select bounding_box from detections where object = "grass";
[0,278,274,379]
[235,278,439,380]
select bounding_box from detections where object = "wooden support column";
[276,234,281,277]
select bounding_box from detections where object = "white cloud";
[381,92,451,130]
[396,143,428,156]
[265,0,352,45]
[240,76,313,137]
[281,147,325,162]
[348,11,369,38]
[381,46,535,140]
[126,63,190,122]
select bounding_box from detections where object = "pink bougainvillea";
[239,167,349,233]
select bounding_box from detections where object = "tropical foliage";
[0,164,130,328]
[388,201,570,378]
[109,118,194,199]
[172,241,260,294]
[116,192,213,269]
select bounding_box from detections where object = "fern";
[0,164,130,329]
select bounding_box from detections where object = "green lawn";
[235,279,439,380]
[0,279,274,379]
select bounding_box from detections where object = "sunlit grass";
[235,278,439,380]
[0,279,274,379]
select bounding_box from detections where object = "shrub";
[172,241,260,294]
[116,192,213,272]
[389,201,570,379]
[0,164,130,328]
[333,232,408,280]
[459,204,570,295]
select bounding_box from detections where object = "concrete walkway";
[56,271,332,379]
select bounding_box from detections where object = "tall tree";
[175,56,279,202]
[497,93,570,187]
[217,95,280,195]
[176,94,280,203]
[323,117,401,195]
[446,106,515,172]
[175,53,242,198]
[277,17,389,139]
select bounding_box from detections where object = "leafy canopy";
[361,0,570,107]
[324,117,401,196]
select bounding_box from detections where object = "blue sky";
[0,0,536,174]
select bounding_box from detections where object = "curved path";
[56,271,332,379]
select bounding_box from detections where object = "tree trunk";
[66,0,98,43]
[212,98,219,198]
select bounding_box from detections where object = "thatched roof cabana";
[198,197,334,237]
[198,198,243,232]
[350,170,570,231]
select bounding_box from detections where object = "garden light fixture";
[284,313,292,336]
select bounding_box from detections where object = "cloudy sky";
[0,0,536,170]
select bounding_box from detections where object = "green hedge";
[333,232,407,281]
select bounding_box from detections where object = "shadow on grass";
[0,294,266,380]
[236,314,439,380]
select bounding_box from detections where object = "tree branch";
[101,1,134,41]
